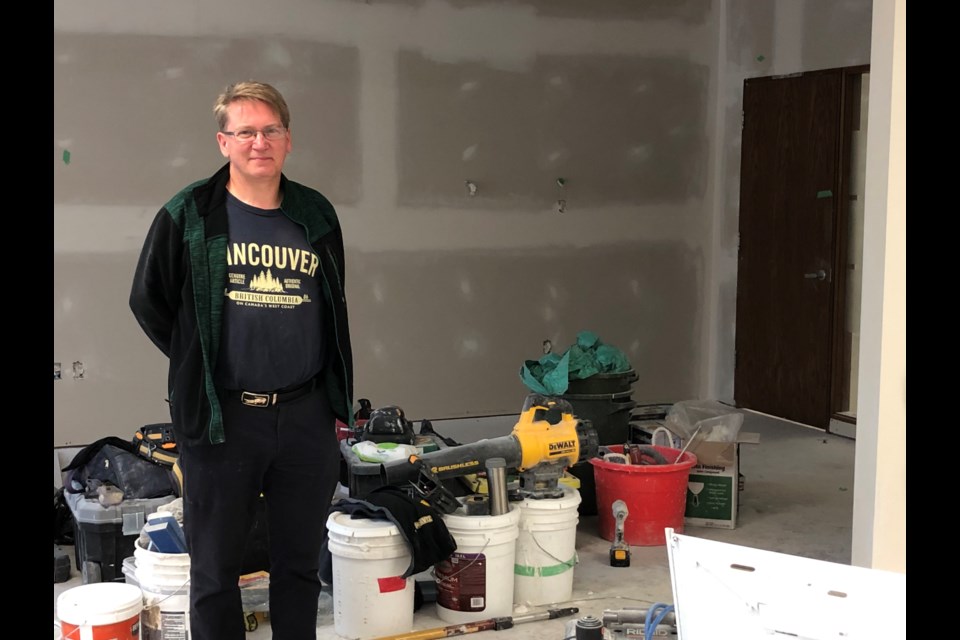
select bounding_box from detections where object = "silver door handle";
[804,269,827,281]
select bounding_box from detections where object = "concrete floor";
[54,409,855,639]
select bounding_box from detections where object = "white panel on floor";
[665,528,905,639]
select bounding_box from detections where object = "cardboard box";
[683,432,760,529]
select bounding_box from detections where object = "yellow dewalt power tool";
[379,394,599,504]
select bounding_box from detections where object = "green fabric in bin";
[595,344,631,372]
[576,331,600,349]
[566,345,600,380]
[519,331,632,394]
[521,352,570,395]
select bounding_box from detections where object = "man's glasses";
[221,126,287,142]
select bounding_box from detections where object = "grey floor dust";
[54,410,854,639]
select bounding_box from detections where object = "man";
[130,80,353,640]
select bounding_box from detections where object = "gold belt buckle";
[241,391,275,407]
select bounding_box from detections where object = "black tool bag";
[63,436,178,500]
[133,423,179,466]
[132,423,183,497]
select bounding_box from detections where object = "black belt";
[224,378,317,408]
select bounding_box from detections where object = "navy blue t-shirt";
[214,191,325,391]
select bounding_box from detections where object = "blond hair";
[213,81,291,131]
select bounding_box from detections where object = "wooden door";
[734,70,843,429]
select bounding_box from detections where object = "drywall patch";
[346,241,699,418]
[536,50,713,205]
[397,51,708,208]
[396,50,537,208]
[54,251,170,445]
[448,0,709,23]
[367,0,708,22]
[801,0,872,69]
[726,0,774,70]
[418,0,539,71]
[54,32,360,206]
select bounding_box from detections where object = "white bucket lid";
[326,512,402,538]
[519,487,582,511]
[57,583,143,626]
[134,542,191,567]
[443,502,521,529]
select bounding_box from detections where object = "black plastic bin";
[66,493,176,583]
[561,390,636,446]
[561,390,637,516]
[565,369,638,396]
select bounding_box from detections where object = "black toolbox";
[65,492,176,584]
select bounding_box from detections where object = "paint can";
[513,486,581,606]
[57,582,142,640]
[134,542,191,639]
[436,504,521,623]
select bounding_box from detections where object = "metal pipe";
[602,607,677,626]
[486,457,509,516]
[370,607,579,640]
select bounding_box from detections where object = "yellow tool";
[380,394,598,500]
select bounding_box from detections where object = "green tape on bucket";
[514,555,577,577]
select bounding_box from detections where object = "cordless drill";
[609,499,631,567]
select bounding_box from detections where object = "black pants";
[180,385,340,640]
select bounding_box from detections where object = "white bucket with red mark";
[326,512,414,639]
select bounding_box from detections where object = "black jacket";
[129,163,354,446]
[320,486,458,582]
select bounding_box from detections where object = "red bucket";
[590,444,697,546]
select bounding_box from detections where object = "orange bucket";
[590,444,697,546]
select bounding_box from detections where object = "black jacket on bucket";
[319,486,458,582]
[129,162,354,447]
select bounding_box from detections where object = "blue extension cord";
[645,603,676,640]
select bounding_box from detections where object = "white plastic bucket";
[134,542,191,640]
[436,504,521,623]
[326,512,414,639]
[513,487,581,606]
[57,582,143,640]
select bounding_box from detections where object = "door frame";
[828,64,870,435]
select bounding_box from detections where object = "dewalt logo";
[548,440,576,454]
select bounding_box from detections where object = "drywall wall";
[54,0,715,445]
[852,0,905,574]
[702,0,872,403]
[53,0,875,447]
[349,243,699,416]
